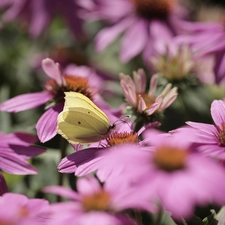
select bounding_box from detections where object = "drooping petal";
[0,151,37,175]
[120,18,148,62]
[43,186,80,201]
[150,20,174,54]
[214,52,225,84]
[0,92,52,112]
[0,173,8,195]
[95,16,133,52]
[8,145,45,159]
[29,0,51,37]
[36,103,64,143]
[0,132,38,146]
[58,148,103,173]
[42,58,65,85]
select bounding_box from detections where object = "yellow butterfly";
[57,92,115,144]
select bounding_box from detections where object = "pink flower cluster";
[1,0,225,225]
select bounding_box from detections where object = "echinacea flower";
[0,0,84,38]
[0,131,45,174]
[79,0,188,63]
[0,192,50,225]
[150,44,215,84]
[58,121,160,181]
[120,69,177,130]
[0,58,104,142]
[72,130,225,219]
[184,100,225,160]
[44,175,155,225]
[176,18,225,84]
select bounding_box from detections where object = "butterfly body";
[57,92,114,144]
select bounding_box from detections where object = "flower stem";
[134,210,143,225]
[57,137,68,202]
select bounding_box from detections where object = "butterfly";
[57,92,115,144]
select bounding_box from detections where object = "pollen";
[82,190,111,212]
[44,74,93,103]
[106,131,138,146]
[132,0,176,20]
[153,145,188,172]
[216,123,225,146]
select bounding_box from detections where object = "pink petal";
[58,148,103,173]
[120,18,148,62]
[8,145,45,159]
[148,74,158,96]
[29,0,51,37]
[43,186,80,201]
[215,52,225,84]
[0,173,8,195]
[0,132,38,146]
[137,95,146,113]
[0,92,52,112]
[0,152,37,175]
[133,69,146,93]
[2,0,25,21]
[186,122,216,135]
[36,103,64,143]
[95,16,133,52]
[211,100,225,126]
[150,20,174,54]
[77,176,101,195]
[42,58,65,85]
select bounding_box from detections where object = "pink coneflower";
[0,0,84,38]
[0,131,45,175]
[44,175,154,225]
[69,130,225,219]
[57,122,160,181]
[79,0,188,63]
[0,58,104,143]
[150,43,215,84]
[0,192,50,225]
[176,17,225,84]
[184,100,225,160]
[120,69,177,130]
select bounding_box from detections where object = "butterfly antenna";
[113,115,131,128]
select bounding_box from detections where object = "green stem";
[154,206,163,225]
[57,137,68,202]
[134,210,143,225]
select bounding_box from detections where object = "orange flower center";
[153,146,188,172]
[18,207,29,218]
[132,0,176,20]
[216,123,225,146]
[82,190,111,212]
[44,74,93,103]
[106,131,138,146]
[137,93,156,109]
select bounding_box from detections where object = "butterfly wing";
[57,92,111,144]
